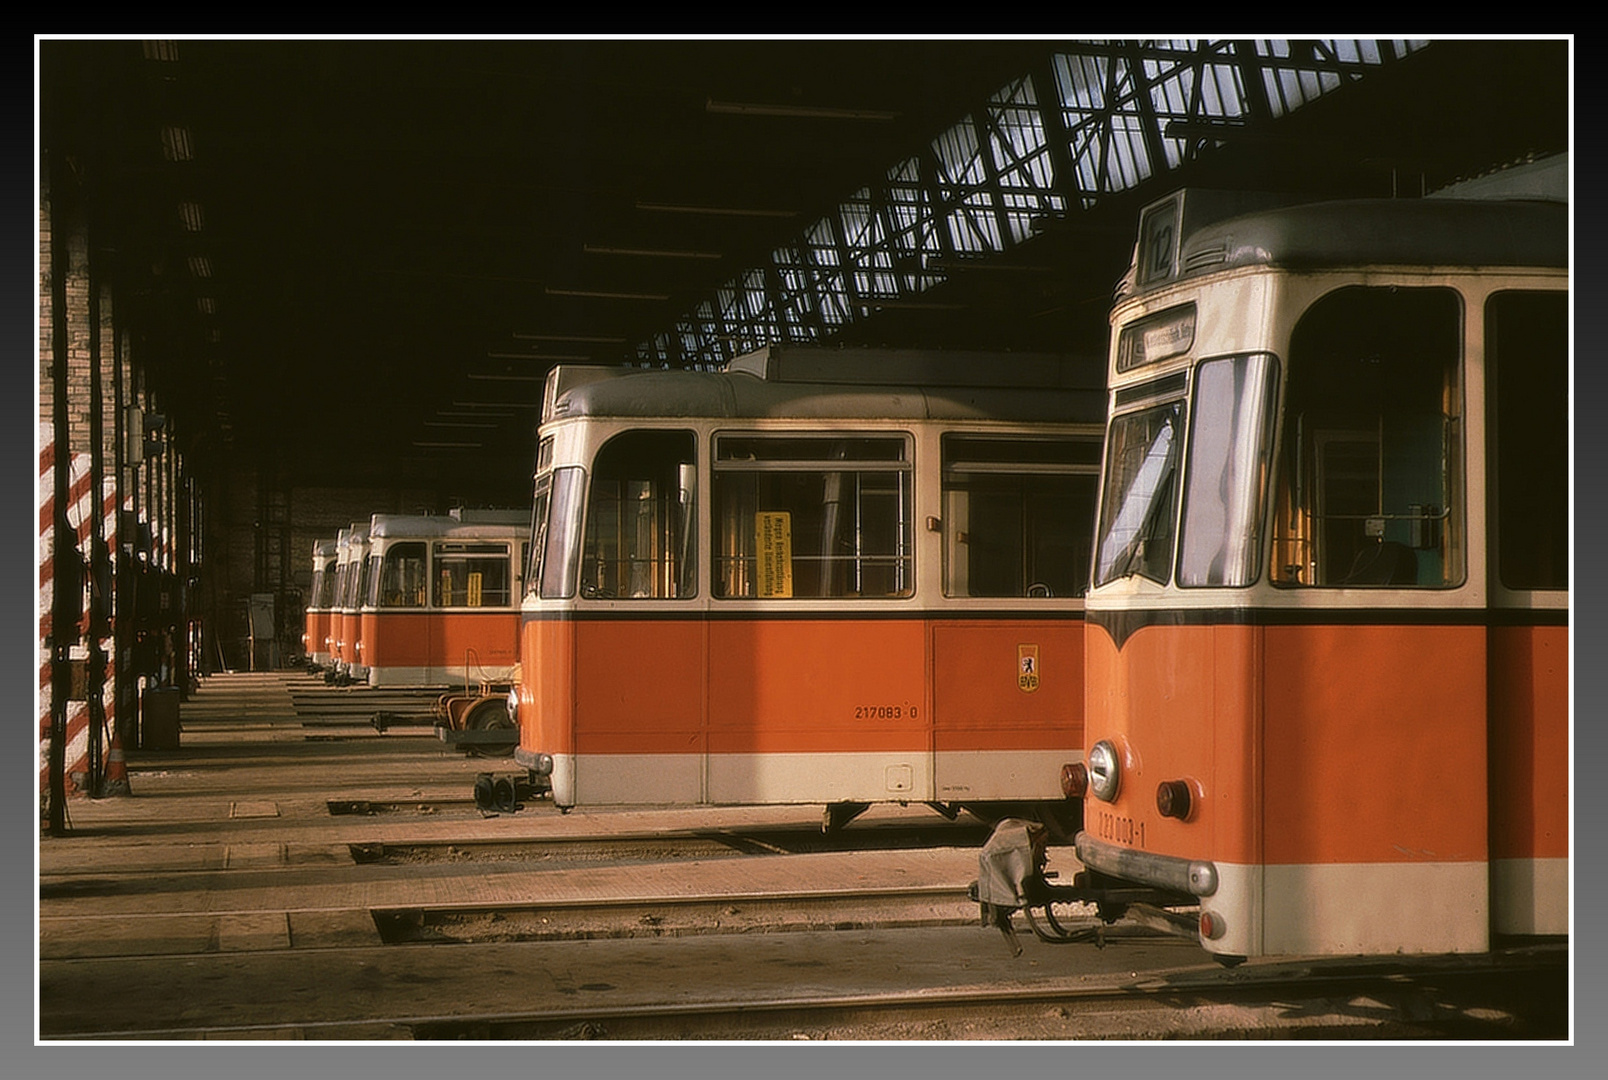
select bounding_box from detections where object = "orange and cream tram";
[331,523,372,685]
[511,347,1104,826]
[303,538,339,671]
[1066,157,1568,960]
[359,510,527,689]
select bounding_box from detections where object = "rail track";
[43,931,1566,1041]
[39,674,1572,1043]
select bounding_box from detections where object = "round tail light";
[1156,779,1194,820]
[1061,762,1089,799]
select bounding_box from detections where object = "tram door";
[932,435,1096,802]
[570,430,703,805]
[1485,287,1569,937]
[1263,284,1489,954]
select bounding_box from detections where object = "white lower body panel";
[554,751,937,808]
[550,749,1081,809]
[933,749,1077,801]
[1491,857,1569,936]
[1201,860,1490,958]
[368,664,517,688]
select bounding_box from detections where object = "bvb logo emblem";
[1017,644,1040,693]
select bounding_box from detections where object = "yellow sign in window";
[467,571,482,607]
[756,511,793,598]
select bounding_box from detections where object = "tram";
[511,347,1104,827]
[359,510,527,689]
[303,537,339,671]
[330,523,372,685]
[1066,156,1568,960]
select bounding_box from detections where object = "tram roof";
[1125,185,1567,300]
[1191,197,1564,274]
[367,512,527,540]
[544,348,1107,427]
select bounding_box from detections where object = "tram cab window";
[434,542,514,607]
[376,542,427,607]
[1272,286,1463,588]
[1489,290,1568,591]
[311,563,335,608]
[941,435,1099,598]
[579,430,696,600]
[713,433,913,599]
[539,467,586,599]
[526,470,552,599]
[355,554,376,607]
[1178,353,1280,587]
[1095,400,1184,588]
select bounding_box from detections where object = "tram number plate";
[854,704,914,720]
[1094,810,1146,848]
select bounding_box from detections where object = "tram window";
[355,554,376,607]
[941,435,1099,598]
[376,542,427,607]
[434,542,513,607]
[1095,402,1184,588]
[1489,290,1568,590]
[311,563,335,608]
[526,471,552,599]
[579,430,696,600]
[540,467,585,599]
[1272,286,1462,588]
[1178,353,1280,587]
[713,433,913,599]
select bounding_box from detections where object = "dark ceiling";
[38,38,1569,501]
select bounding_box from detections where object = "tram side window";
[941,435,1100,598]
[376,542,427,608]
[713,434,913,599]
[1489,290,1567,590]
[434,543,514,608]
[579,430,697,600]
[1272,286,1462,588]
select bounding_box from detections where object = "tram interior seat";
[1340,540,1418,586]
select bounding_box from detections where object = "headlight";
[1087,739,1121,802]
[506,686,521,718]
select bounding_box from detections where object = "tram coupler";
[972,817,1196,954]
[433,687,518,756]
[472,769,550,813]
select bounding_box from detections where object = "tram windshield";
[538,467,585,599]
[1095,401,1183,587]
[1177,353,1280,587]
[311,562,336,608]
